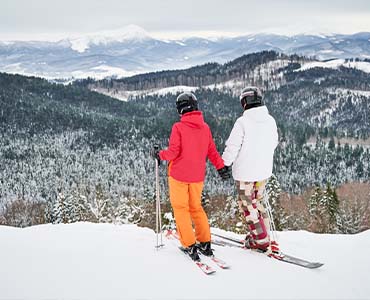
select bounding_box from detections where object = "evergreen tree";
[115,197,144,224]
[64,194,78,223]
[75,193,91,222]
[53,192,67,224]
[308,186,327,232]
[89,184,113,223]
[163,211,176,230]
[308,183,340,233]
[143,186,154,202]
[266,174,287,231]
[115,197,131,224]
[325,183,339,232]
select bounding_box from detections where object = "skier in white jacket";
[222,86,279,253]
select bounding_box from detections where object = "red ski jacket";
[159,111,224,183]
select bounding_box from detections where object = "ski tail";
[211,232,324,269]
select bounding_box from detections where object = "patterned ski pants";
[236,180,270,248]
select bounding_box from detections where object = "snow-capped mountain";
[68,24,153,53]
[1,222,369,299]
[0,25,369,79]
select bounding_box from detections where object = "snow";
[343,61,370,73]
[69,24,152,53]
[297,59,370,74]
[95,85,199,102]
[147,85,197,96]
[298,59,345,71]
[70,66,137,81]
[91,65,137,78]
[0,222,369,300]
[336,88,370,97]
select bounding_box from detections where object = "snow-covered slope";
[297,59,370,73]
[0,223,369,300]
[69,24,153,53]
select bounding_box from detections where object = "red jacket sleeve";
[159,124,181,161]
[207,127,224,170]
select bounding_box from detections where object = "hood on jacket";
[180,111,205,129]
[243,106,270,123]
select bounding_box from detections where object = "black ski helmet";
[239,86,264,110]
[176,92,198,115]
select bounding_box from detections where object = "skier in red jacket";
[151,92,230,261]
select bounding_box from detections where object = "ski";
[166,229,230,270]
[211,232,324,269]
[206,255,230,269]
[277,253,324,269]
[212,238,244,248]
[165,230,216,275]
[212,233,245,246]
[178,247,216,275]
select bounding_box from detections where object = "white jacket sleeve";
[272,120,279,149]
[222,119,244,167]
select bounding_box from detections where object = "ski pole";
[155,151,164,249]
[263,189,279,244]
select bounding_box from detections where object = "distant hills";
[0,25,369,79]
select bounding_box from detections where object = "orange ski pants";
[168,176,211,247]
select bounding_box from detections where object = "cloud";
[0,0,369,39]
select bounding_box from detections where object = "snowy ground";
[1,222,369,300]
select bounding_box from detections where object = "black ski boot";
[197,241,214,257]
[184,244,200,261]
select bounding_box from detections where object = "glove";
[150,145,161,164]
[217,165,231,180]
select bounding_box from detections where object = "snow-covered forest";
[0,51,369,233]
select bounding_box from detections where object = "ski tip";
[196,262,216,275]
[218,265,231,270]
[307,262,324,269]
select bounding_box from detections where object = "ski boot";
[197,241,214,257]
[267,240,280,254]
[183,244,201,261]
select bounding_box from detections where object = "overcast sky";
[1,0,369,40]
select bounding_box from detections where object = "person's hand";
[150,145,161,164]
[217,166,231,180]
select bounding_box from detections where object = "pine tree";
[89,184,113,223]
[308,183,340,233]
[325,183,339,232]
[76,193,90,222]
[64,194,78,223]
[163,211,176,230]
[115,197,131,224]
[53,192,67,224]
[309,186,326,232]
[265,174,287,231]
[143,186,154,202]
[336,194,369,234]
[115,197,144,224]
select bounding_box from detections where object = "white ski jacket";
[222,106,278,182]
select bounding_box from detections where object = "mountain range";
[1,25,369,80]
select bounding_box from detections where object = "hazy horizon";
[1,0,369,41]
[0,24,369,43]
